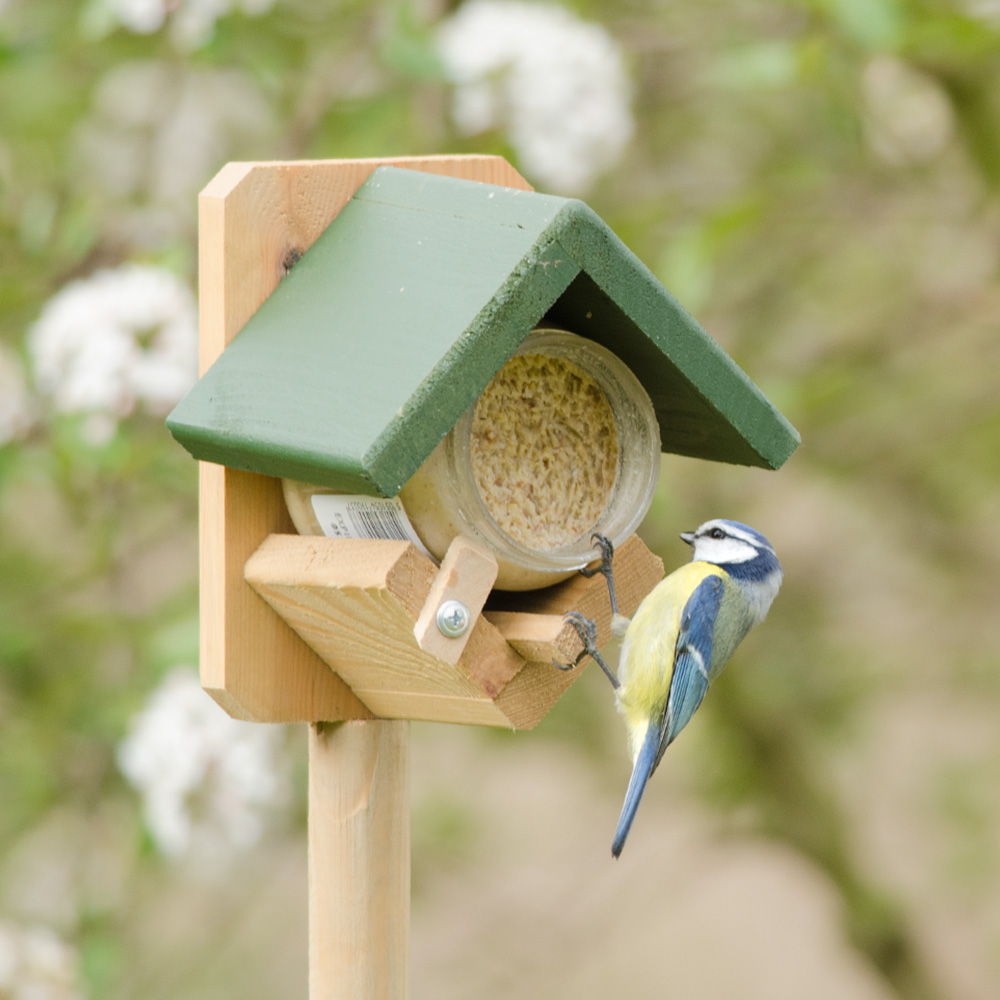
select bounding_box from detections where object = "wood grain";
[244,535,526,727]
[197,156,532,722]
[412,536,498,665]
[309,720,409,1000]
[485,534,665,628]
[243,532,664,729]
[483,611,581,665]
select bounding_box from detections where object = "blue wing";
[611,715,659,858]
[656,573,724,767]
[611,574,724,858]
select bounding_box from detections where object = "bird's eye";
[709,528,726,540]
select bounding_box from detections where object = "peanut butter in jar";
[285,328,661,591]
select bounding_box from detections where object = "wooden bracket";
[412,537,499,665]
[244,532,663,729]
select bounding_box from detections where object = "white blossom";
[437,0,634,194]
[0,349,34,446]
[76,61,274,245]
[117,668,290,867]
[27,264,197,443]
[0,921,85,1000]
[963,0,1000,27]
[103,0,277,50]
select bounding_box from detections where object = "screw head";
[436,599,471,638]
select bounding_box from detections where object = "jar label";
[310,494,434,559]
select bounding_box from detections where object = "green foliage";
[2,0,1000,997]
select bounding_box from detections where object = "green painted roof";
[167,166,799,495]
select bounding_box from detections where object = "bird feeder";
[166,155,798,999]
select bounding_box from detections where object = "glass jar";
[284,327,661,590]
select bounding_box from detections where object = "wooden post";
[309,720,410,1000]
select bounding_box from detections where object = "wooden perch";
[244,531,663,729]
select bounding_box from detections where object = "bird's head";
[680,519,781,585]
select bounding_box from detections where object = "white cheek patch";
[695,537,757,563]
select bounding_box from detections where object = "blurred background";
[1,0,999,997]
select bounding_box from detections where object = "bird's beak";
[679,531,695,546]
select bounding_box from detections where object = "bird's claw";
[578,532,622,621]
[564,610,599,664]
[552,610,620,689]
[579,533,614,580]
[552,536,622,688]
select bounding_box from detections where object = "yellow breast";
[616,561,725,756]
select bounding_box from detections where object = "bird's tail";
[611,721,661,859]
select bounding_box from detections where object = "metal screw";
[436,599,471,638]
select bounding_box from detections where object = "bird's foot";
[553,610,620,689]
[579,533,621,619]
[579,533,614,580]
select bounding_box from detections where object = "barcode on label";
[345,501,410,542]
[310,494,434,559]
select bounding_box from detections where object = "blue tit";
[560,520,783,858]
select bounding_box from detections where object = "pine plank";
[195,156,532,722]
[242,532,664,729]
[244,535,525,727]
[482,611,581,665]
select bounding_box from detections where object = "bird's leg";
[553,611,620,689]
[580,533,631,637]
[552,535,631,687]
[580,533,618,612]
